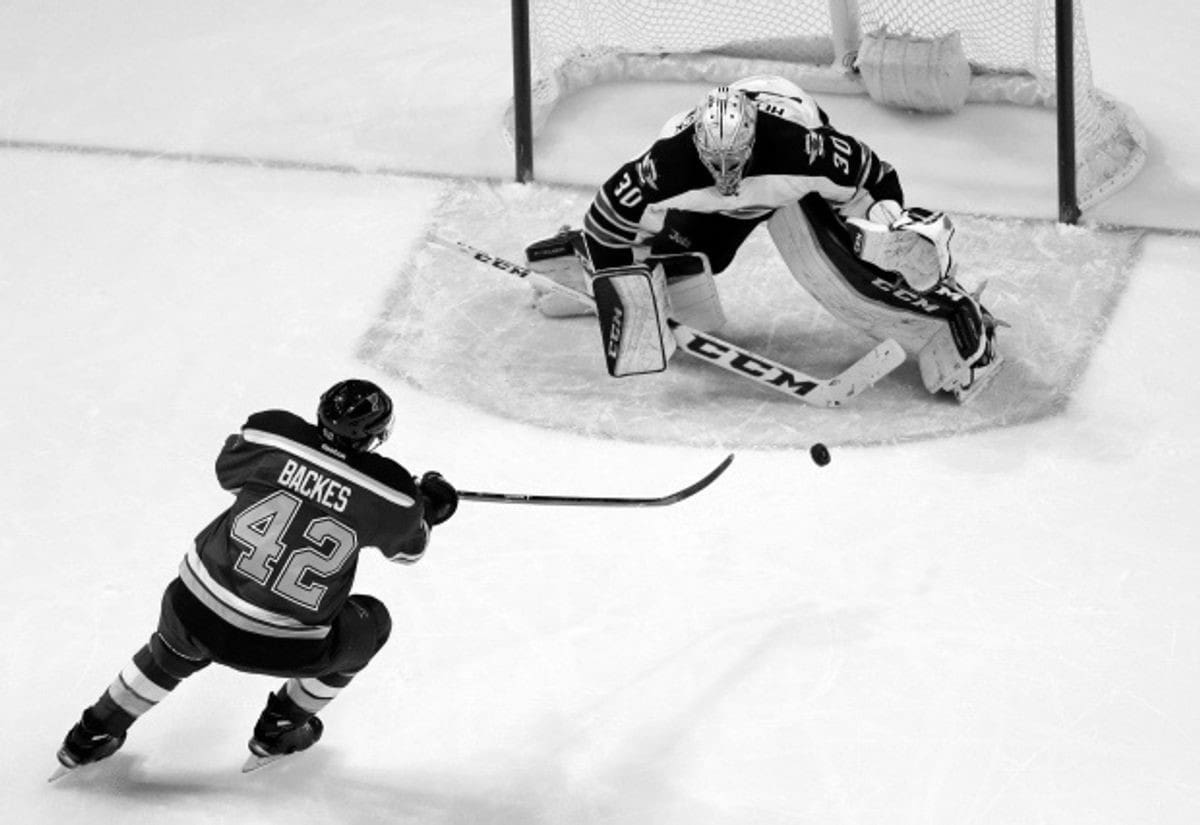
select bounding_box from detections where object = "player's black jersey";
[181,410,427,639]
[583,77,903,270]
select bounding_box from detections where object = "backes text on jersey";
[278,459,352,513]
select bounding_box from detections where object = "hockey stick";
[456,453,733,507]
[428,233,905,407]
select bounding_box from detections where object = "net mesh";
[530,0,837,64]
[520,0,1145,210]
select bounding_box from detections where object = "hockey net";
[513,0,1146,211]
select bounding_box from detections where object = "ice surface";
[364,180,1144,448]
[2,2,1199,824]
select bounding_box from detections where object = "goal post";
[1054,0,1080,224]
[511,0,534,183]
[508,0,1146,224]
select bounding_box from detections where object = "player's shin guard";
[592,263,676,377]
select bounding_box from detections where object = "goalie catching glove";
[848,204,955,294]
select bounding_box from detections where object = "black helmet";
[317,379,393,452]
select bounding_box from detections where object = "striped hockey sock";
[281,671,354,717]
[89,632,210,735]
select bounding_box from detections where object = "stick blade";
[651,453,735,506]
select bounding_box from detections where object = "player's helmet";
[693,87,757,196]
[317,379,393,452]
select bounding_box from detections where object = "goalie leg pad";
[651,252,726,332]
[768,194,1004,400]
[525,228,595,318]
[767,197,946,355]
[592,264,676,377]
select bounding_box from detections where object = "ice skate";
[951,351,1004,403]
[242,691,324,773]
[49,714,127,782]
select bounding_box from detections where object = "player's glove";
[418,471,459,526]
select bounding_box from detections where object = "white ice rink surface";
[2,2,1199,824]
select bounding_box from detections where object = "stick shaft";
[458,453,734,507]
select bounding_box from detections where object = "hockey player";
[51,379,460,777]
[525,75,1002,402]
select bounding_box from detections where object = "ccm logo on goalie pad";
[870,275,966,316]
[606,305,624,360]
[681,331,819,397]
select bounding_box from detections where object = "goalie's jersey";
[181,409,427,640]
[583,75,904,269]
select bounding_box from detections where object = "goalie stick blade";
[670,321,906,408]
[805,337,907,407]
[458,453,734,508]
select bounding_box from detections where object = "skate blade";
[954,354,1005,404]
[48,762,75,783]
[241,751,291,773]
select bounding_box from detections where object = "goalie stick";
[457,453,733,507]
[428,233,905,407]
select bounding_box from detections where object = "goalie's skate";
[950,351,1004,403]
[948,284,1006,403]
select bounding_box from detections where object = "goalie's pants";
[80,577,392,737]
[587,208,771,274]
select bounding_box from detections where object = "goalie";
[525,75,1003,403]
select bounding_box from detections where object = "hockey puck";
[810,443,831,467]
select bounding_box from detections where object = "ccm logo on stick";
[683,333,818,396]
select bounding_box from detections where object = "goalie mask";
[694,87,757,196]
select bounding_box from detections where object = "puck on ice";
[810,443,831,467]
